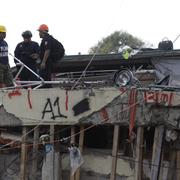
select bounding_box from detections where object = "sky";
[2,0,180,66]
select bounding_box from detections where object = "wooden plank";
[70,126,75,145]
[167,150,176,180]
[56,126,63,180]
[176,151,180,180]
[134,127,144,180]
[20,127,28,180]
[50,125,55,180]
[59,152,63,180]
[50,125,55,144]
[150,125,164,180]
[70,126,75,180]
[110,125,120,180]
[75,125,85,180]
[31,127,39,179]
[158,148,165,180]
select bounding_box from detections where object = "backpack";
[158,38,173,51]
[51,36,65,62]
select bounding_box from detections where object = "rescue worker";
[0,25,14,88]
[14,30,40,81]
[37,24,54,87]
[38,24,64,88]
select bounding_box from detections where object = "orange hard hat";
[37,24,49,32]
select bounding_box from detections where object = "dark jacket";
[14,41,40,66]
[40,34,54,64]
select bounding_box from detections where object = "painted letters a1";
[42,97,67,120]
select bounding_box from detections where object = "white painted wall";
[0,87,123,125]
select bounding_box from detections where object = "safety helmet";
[0,25,6,33]
[22,30,32,38]
[37,24,49,32]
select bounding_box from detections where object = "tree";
[89,31,147,54]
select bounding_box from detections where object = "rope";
[0,89,144,151]
[70,0,125,90]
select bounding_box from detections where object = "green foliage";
[89,31,146,54]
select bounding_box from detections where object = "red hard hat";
[38,24,49,32]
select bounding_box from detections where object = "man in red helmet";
[37,24,64,88]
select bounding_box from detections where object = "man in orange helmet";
[37,24,64,88]
[0,25,13,88]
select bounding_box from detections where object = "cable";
[1,0,137,153]
[71,0,125,90]
[0,118,109,151]
[1,109,179,172]
[0,86,128,150]
[9,53,44,82]
[47,87,128,138]
[0,113,61,149]
[0,90,143,152]
[173,34,180,44]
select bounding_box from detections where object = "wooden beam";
[20,127,28,180]
[176,151,180,180]
[50,125,55,145]
[70,126,75,180]
[75,125,85,180]
[70,126,75,145]
[57,126,63,180]
[134,127,144,180]
[31,127,39,179]
[167,150,176,180]
[50,125,55,180]
[158,147,165,180]
[150,125,164,180]
[59,151,63,180]
[110,125,120,180]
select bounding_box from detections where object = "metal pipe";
[9,53,44,82]
[14,64,24,80]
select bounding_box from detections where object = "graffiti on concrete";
[144,91,174,106]
[42,97,67,120]
[8,90,22,99]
